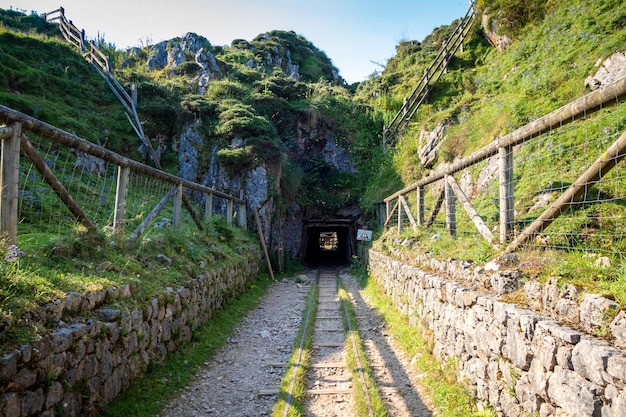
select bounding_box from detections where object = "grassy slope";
[359,0,626,302]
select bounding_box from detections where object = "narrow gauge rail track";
[282,268,377,417]
[279,268,432,416]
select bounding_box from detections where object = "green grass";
[0,217,261,352]
[352,265,496,417]
[100,272,275,417]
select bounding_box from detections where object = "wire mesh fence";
[14,132,219,248]
[0,106,245,251]
[386,80,626,259]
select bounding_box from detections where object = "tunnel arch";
[300,219,357,267]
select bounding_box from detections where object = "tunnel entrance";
[301,220,357,267]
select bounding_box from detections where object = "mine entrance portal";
[302,221,357,266]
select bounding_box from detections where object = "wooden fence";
[44,7,160,169]
[382,1,475,147]
[0,105,246,246]
[383,77,626,253]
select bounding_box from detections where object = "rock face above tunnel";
[176,115,363,263]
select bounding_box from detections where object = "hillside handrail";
[383,2,475,145]
[45,8,159,169]
[0,105,245,245]
[0,106,241,202]
[385,77,626,201]
[383,76,626,249]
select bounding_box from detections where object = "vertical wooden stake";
[445,175,456,237]
[113,166,130,240]
[238,190,247,229]
[227,199,233,226]
[397,196,403,234]
[254,207,274,280]
[417,186,425,226]
[499,146,514,244]
[205,186,214,222]
[173,183,182,227]
[0,122,20,245]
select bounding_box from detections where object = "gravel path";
[158,272,314,417]
[158,268,434,417]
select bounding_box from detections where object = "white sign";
[356,229,372,241]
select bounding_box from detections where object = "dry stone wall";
[0,251,260,417]
[368,250,626,417]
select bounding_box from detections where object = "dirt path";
[158,268,434,417]
[158,272,314,417]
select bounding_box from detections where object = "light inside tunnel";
[302,222,357,266]
[319,231,339,250]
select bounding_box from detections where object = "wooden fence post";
[238,190,247,229]
[397,196,403,234]
[113,166,130,240]
[417,186,425,226]
[499,146,514,244]
[445,175,456,237]
[227,199,233,226]
[205,186,214,222]
[0,122,20,245]
[173,183,182,227]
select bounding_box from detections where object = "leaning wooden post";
[173,183,182,227]
[499,146,514,244]
[205,186,214,222]
[445,175,456,237]
[238,190,247,229]
[254,207,275,280]
[0,122,20,245]
[397,196,403,234]
[113,166,130,241]
[417,186,425,226]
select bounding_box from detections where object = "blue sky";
[2,0,470,83]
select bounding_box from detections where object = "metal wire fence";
[384,78,626,259]
[1,106,245,250]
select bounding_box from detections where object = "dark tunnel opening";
[301,221,357,267]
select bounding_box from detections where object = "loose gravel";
[159,268,434,417]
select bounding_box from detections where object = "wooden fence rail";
[0,105,246,246]
[383,76,626,251]
[383,1,475,146]
[45,7,160,170]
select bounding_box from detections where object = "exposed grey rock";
[611,310,626,349]
[490,269,520,295]
[580,293,618,333]
[97,309,121,322]
[419,121,447,168]
[246,166,269,210]
[323,139,356,173]
[482,13,513,52]
[547,366,602,416]
[64,292,83,313]
[571,338,621,385]
[0,392,20,417]
[83,289,107,310]
[585,51,626,90]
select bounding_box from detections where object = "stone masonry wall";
[368,250,626,417]
[0,250,261,417]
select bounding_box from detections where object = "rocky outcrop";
[419,120,448,168]
[369,250,626,417]
[585,51,626,90]
[481,13,513,52]
[146,33,223,93]
[0,250,261,417]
